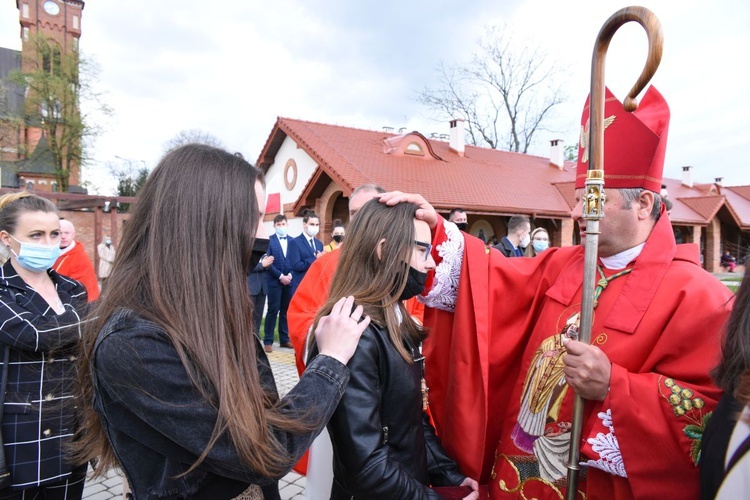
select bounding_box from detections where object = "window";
[22,3,29,18]
[72,15,79,29]
[72,38,78,52]
[404,142,424,156]
[22,27,29,41]
[52,46,61,75]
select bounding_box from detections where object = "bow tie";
[278,236,286,240]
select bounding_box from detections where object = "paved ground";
[82,345,306,500]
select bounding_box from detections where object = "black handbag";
[0,346,12,489]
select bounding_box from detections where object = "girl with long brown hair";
[74,144,369,499]
[308,199,478,499]
[701,266,749,499]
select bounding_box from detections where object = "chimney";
[681,166,693,188]
[449,118,465,157]
[715,177,723,187]
[550,139,565,170]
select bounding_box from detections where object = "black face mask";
[332,234,344,243]
[249,238,270,272]
[455,222,468,232]
[398,264,428,301]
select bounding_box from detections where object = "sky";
[1,0,749,194]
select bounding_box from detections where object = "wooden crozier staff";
[565,7,664,500]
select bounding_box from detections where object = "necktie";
[309,239,315,252]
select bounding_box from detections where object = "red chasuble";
[422,211,733,499]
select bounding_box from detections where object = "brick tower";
[11,0,86,190]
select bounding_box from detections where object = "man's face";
[274,220,287,229]
[304,217,320,237]
[572,188,640,258]
[450,212,468,224]
[348,189,380,219]
[519,223,531,240]
[59,220,75,248]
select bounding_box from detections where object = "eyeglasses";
[414,240,432,261]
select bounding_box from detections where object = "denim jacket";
[91,308,350,499]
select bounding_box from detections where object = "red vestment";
[53,241,100,302]
[422,211,732,499]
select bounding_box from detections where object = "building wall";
[59,209,129,277]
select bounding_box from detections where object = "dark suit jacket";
[247,260,268,296]
[288,234,323,292]
[266,234,294,287]
[493,237,521,258]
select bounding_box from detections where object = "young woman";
[75,144,369,499]
[309,199,478,499]
[0,192,88,499]
[323,220,345,252]
[701,267,748,499]
[525,227,550,257]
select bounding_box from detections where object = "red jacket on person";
[53,241,100,302]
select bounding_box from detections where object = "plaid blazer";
[0,261,88,489]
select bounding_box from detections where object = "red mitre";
[575,86,670,192]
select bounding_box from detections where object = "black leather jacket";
[92,308,350,499]
[321,322,466,499]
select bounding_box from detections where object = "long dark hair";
[75,144,312,477]
[311,199,424,362]
[713,266,750,396]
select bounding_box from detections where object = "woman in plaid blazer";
[0,192,88,499]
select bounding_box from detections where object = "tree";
[0,79,23,158]
[9,34,111,191]
[565,144,578,162]
[163,129,225,153]
[418,25,567,153]
[112,157,149,212]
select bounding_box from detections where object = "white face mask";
[520,233,531,249]
[307,226,319,237]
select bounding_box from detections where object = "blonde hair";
[0,192,59,264]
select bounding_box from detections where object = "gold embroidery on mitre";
[579,115,616,164]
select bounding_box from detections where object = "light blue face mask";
[8,234,62,273]
[532,241,549,253]
[275,227,288,238]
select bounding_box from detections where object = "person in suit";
[264,214,295,352]
[288,210,323,294]
[493,214,531,257]
[247,252,274,336]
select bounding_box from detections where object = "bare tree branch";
[417,24,567,153]
[163,129,225,153]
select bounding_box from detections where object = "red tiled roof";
[256,117,750,228]
[257,117,577,218]
[723,188,750,228]
[676,195,724,221]
[727,186,750,203]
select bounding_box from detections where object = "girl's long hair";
[713,265,750,397]
[310,199,424,362]
[75,144,313,477]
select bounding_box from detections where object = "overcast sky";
[1,0,749,194]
